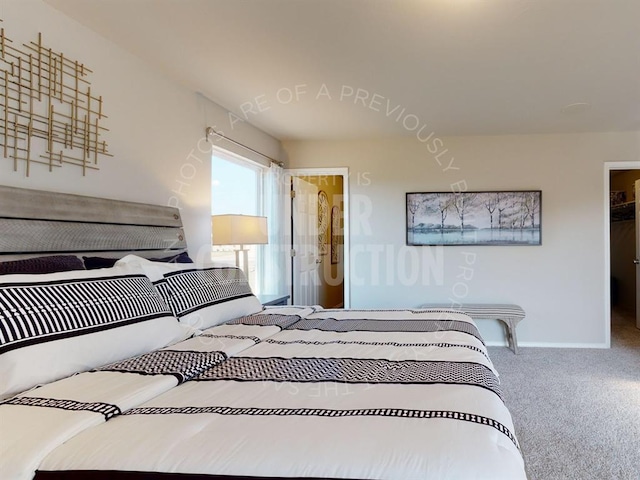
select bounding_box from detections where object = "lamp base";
[234,246,250,272]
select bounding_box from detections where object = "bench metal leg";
[509,319,519,354]
[499,318,520,354]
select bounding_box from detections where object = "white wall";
[0,0,281,259]
[284,132,640,347]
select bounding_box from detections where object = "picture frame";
[406,190,542,246]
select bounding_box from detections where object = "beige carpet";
[488,309,640,480]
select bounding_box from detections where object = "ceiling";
[45,0,640,140]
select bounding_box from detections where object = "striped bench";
[419,303,525,354]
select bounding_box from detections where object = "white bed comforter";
[23,308,526,480]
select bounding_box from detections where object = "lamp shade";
[211,214,268,246]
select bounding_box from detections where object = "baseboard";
[519,341,609,349]
[484,340,509,347]
[486,340,610,349]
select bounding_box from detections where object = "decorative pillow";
[0,255,85,275]
[162,267,263,330]
[114,255,262,330]
[0,265,190,400]
[83,252,193,270]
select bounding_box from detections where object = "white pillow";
[0,265,189,400]
[115,254,189,281]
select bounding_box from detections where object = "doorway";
[605,162,640,344]
[285,168,350,308]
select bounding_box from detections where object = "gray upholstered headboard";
[0,186,187,260]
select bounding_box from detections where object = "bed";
[0,186,527,480]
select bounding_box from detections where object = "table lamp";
[211,214,268,271]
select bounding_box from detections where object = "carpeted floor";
[488,310,640,480]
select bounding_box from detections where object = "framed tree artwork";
[406,191,541,246]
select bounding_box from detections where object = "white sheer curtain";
[259,162,287,295]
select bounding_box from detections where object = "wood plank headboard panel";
[0,186,187,257]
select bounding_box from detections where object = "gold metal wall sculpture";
[0,21,110,177]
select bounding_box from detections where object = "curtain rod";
[205,127,284,167]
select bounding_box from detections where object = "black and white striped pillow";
[114,256,262,331]
[0,266,189,400]
[162,267,262,330]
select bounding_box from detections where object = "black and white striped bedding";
[24,309,526,480]
[0,307,312,480]
[0,268,190,401]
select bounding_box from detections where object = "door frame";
[285,167,351,308]
[604,161,640,346]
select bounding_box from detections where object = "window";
[211,150,265,292]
